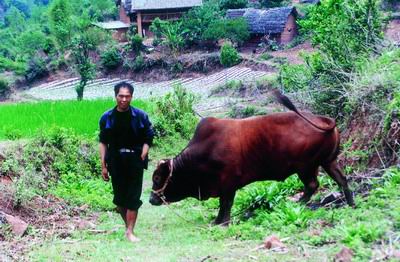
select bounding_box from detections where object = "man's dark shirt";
[99,106,154,169]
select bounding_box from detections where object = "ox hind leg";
[298,168,320,203]
[214,191,236,226]
[322,160,355,207]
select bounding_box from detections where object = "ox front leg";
[214,191,236,226]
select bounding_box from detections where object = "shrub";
[0,78,10,98]
[258,53,273,61]
[0,56,26,75]
[228,105,263,118]
[132,55,145,72]
[153,84,198,139]
[25,56,48,83]
[202,18,250,46]
[220,43,241,67]
[100,47,122,70]
[129,34,143,55]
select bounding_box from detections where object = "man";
[99,81,154,243]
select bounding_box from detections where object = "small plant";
[129,34,143,55]
[258,53,273,61]
[132,55,145,72]
[220,43,241,67]
[100,47,122,70]
[153,84,198,139]
[228,105,264,119]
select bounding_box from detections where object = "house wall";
[119,5,131,23]
[280,14,298,44]
[112,28,129,42]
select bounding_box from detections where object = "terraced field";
[23,66,270,113]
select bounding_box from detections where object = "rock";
[334,247,354,262]
[263,235,286,250]
[4,214,28,237]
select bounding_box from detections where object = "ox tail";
[271,89,336,132]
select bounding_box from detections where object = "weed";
[258,53,273,61]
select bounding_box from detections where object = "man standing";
[99,81,154,242]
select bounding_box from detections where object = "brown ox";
[150,91,354,225]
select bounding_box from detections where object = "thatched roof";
[122,0,202,12]
[226,7,297,34]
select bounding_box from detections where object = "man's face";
[116,87,132,111]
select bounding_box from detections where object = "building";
[226,7,298,45]
[118,0,202,37]
[92,21,131,42]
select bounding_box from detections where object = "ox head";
[149,159,173,206]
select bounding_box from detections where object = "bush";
[153,84,198,139]
[132,55,145,72]
[25,56,49,83]
[220,43,241,67]
[0,127,111,210]
[0,56,26,75]
[202,18,250,46]
[0,78,10,98]
[129,34,143,55]
[100,47,122,70]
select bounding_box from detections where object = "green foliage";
[154,20,187,55]
[71,27,104,100]
[280,63,313,92]
[0,56,26,74]
[153,84,198,139]
[258,53,273,61]
[219,43,241,67]
[219,0,247,9]
[100,46,122,70]
[15,28,47,57]
[202,18,250,46]
[228,105,264,118]
[300,0,383,72]
[0,127,112,210]
[181,1,223,44]
[132,55,145,72]
[49,0,72,50]
[24,56,48,83]
[4,6,26,33]
[0,78,10,98]
[129,34,143,55]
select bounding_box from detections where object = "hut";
[118,0,202,37]
[226,6,298,45]
[92,21,131,42]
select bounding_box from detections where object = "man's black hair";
[114,81,134,96]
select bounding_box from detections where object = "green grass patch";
[0,99,154,140]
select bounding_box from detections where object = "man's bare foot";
[126,232,140,243]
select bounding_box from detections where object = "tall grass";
[0,99,154,140]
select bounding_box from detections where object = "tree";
[181,0,223,44]
[4,6,25,33]
[71,27,104,100]
[49,0,72,50]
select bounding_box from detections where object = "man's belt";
[119,148,135,153]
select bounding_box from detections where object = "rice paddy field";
[0,99,153,140]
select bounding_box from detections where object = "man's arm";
[141,143,149,161]
[99,142,109,181]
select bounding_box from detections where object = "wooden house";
[226,7,298,45]
[118,0,202,37]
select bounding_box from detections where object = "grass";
[27,164,400,261]
[0,99,154,140]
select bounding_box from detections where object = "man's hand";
[141,144,150,161]
[102,166,110,182]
